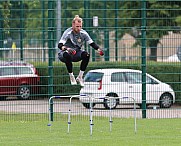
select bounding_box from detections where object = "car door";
[16,67,33,85]
[0,67,17,95]
[124,72,161,104]
[145,75,161,104]
[110,72,134,104]
[124,72,142,103]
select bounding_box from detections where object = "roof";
[88,68,142,74]
[0,60,33,67]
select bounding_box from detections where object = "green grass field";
[0,114,181,146]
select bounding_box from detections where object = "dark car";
[0,61,40,100]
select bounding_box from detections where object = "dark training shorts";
[58,48,85,62]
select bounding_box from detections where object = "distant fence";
[0,48,49,62]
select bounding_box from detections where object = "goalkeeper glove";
[66,48,76,55]
[98,48,104,56]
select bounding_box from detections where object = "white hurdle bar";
[47,94,94,136]
[67,94,94,136]
[104,96,137,134]
[47,95,136,135]
[120,97,137,134]
[47,95,80,127]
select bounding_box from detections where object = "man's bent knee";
[81,52,90,60]
[58,51,71,63]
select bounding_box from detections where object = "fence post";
[20,1,24,61]
[0,10,4,58]
[41,0,46,62]
[115,0,118,61]
[48,0,55,113]
[104,1,109,61]
[141,0,147,118]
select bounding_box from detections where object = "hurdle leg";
[133,100,137,134]
[67,95,81,133]
[67,97,72,133]
[89,99,94,136]
[120,97,137,134]
[47,96,55,129]
[109,102,113,132]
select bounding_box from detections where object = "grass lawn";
[0,114,181,146]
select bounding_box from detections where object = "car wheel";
[82,103,96,109]
[17,85,31,100]
[104,95,118,109]
[159,93,173,108]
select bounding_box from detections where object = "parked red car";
[0,61,40,100]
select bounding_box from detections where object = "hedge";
[33,61,181,103]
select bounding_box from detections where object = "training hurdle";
[67,94,94,135]
[47,94,94,135]
[96,96,137,133]
[47,95,137,135]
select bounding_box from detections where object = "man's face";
[72,20,82,33]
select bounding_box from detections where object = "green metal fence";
[0,0,181,120]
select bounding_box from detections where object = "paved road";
[0,98,181,119]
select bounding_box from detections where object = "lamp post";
[92,16,99,61]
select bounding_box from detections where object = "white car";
[79,68,175,109]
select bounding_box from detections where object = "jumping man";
[58,15,104,86]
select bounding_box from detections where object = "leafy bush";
[33,61,181,103]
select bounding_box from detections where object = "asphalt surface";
[0,98,181,119]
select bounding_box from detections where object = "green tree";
[25,0,49,47]
[0,1,11,34]
[0,1,11,57]
[9,1,28,37]
[2,0,180,54]
[120,0,181,60]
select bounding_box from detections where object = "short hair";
[72,15,83,23]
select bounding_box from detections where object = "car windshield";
[84,72,104,82]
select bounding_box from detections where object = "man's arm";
[58,43,76,55]
[90,42,104,56]
[58,27,72,50]
[89,42,99,50]
[58,43,66,50]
